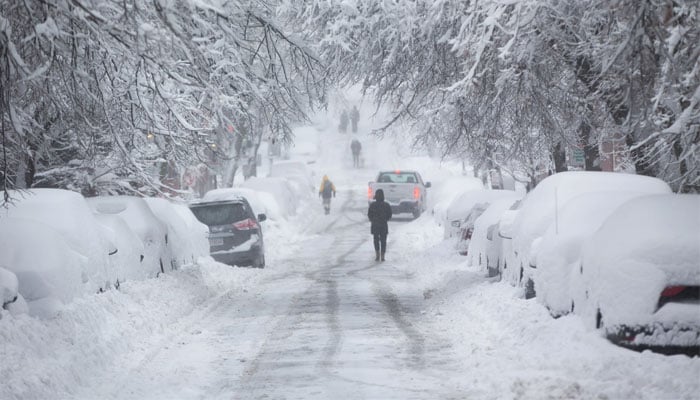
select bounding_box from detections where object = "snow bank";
[2,189,112,293]
[580,194,700,331]
[0,259,264,400]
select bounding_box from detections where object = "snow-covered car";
[466,197,522,275]
[0,218,88,318]
[189,197,267,268]
[368,170,431,218]
[204,187,282,221]
[0,266,27,316]
[242,176,299,217]
[536,190,672,317]
[429,176,484,226]
[92,213,145,287]
[87,196,171,278]
[506,171,672,298]
[144,198,209,269]
[268,160,315,196]
[496,208,521,284]
[577,194,700,351]
[2,189,112,293]
[444,189,520,241]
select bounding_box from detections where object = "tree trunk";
[552,142,568,173]
[579,121,600,171]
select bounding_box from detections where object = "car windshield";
[377,172,418,184]
[190,203,249,226]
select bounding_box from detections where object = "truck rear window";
[377,172,419,184]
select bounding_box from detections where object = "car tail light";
[657,285,700,309]
[413,186,420,199]
[660,286,686,297]
[368,186,373,200]
[233,218,258,230]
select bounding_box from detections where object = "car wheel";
[254,256,265,269]
[524,277,536,299]
[412,208,421,219]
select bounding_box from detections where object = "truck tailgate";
[374,183,414,203]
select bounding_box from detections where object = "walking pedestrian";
[350,105,360,133]
[319,175,336,215]
[339,110,349,134]
[351,139,362,168]
[368,189,392,261]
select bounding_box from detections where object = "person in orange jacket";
[319,175,336,215]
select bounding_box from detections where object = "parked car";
[189,197,267,268]
[577,194,700,353]
[0,217,92,318]
[144,198,209,269]
[368,170,431,218]
[536,190,672,317]
[92,213,145,287]
[466,197,522,276]
[496,208,521,284]
[3,189,112,293]
[87,196,171,278]
[505,171,671,298]
[444,189,520,241]
[429,176,484,226]
[268,160,315,195]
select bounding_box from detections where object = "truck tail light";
[413,186,420,199]
[368,186,373,200]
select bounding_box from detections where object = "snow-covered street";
[3,112,699,400]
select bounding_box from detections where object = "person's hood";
[322,175,329,181]
[374,189,384,202]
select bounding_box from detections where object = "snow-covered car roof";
[446,189,521,222]
[511,171,671,259]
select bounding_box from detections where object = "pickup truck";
[368,170,431,218]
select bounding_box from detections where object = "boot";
[375,250,380,261]
[381,252,385,262]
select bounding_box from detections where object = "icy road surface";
[84,190,467,399]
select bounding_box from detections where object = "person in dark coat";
[368,188,392,261]
[350,139,362,168]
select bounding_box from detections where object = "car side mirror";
[425,182,431,188]
[486,224,497,241]
[258,213,267,222]
[498,210,519,239]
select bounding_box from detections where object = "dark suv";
[189,198,267,268]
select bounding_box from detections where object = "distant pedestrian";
[350,106,360,133]
[339,110,349,134]
[319,175,336,214]
[368,189,392,261]
[351,139,362,168]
